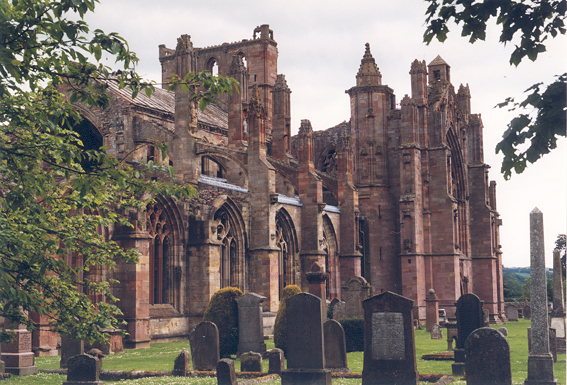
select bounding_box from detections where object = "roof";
[104,80,228,129]
[428,55,449,67]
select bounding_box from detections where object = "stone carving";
[465,327,512,385]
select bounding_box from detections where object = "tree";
[423,0,566,179]
[0,0,236,343]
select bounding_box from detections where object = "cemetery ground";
[2,318,564,385]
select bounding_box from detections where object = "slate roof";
[105,80,228,130]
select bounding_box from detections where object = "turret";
[228,54,249,147]
[428,55,451,84]
[272,74,292,161]
[410,59,427,103]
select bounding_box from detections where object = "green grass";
[1,318,564,385]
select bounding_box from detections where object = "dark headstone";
[324,319,349,372]
[505,304,519,322]
[240,351,262,372]
[332,301,346,320]
[172,348,191,376]
[216,358,237,385]
[523,303,531,319]
[525,208,557,385]
[464,327,512,385]
[236,293,267,355]
[60,334,84,369]
[268,348,284,374]
[452,293,484,376]
[431,324,443,340]
[63,354,103,385]
[362,291,418,385]
[281,293,331,385]
[189,321,219,371]
[342,276,371,319]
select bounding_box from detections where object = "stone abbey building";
[61,25,504,348]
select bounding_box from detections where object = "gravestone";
[524,302,532,319]
[280,293,331,385]
[549,317,566,354]
[431,324,443,340]
[236,293,266,355]
[62,354,103,385]
[172,348,191,376]
[0,323,38,375]
[332,301,347,320]
[483,308,490,327]
[505,304,519,322]
[240,351,262,372]
[524,208,556,385]
[268,348,284,374]
[464,327,512,385]
[528,328,558,363]
[189,321,219,371]
[216,358,237,385]
[362,291,418,385]
[425,289,439,332]
[498,327,508,337]
[452,293,484,377]
[342,276,371,319]
[324,319,349,372]
[60,333,84,369]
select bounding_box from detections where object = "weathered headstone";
[0,323,38,375]
[172,348,191,376]
[431,324,443,340]
[236,293,266,355]
[483,308,490,327]
[189,321,219,371]
[280,293,331,385]
[342,276,371,319]
[268,348,284,374]
[498,327,508,337]
[60,333,84,369]
[528,328,558,363]
[464,327,512,385]
[332,301,347,320]
[524,302,532,319]
[362,291,418,385]
[62,354,103,385]
[240,351,262,372]
[549,316,566,354]
[452,293,484,377]
[216,358,237,385]
[505,304,519,322]
[524,208,556,385]
[324,319,349,372]
[425,289,440,332]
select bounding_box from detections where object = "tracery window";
[147,203,172,305]
[276,210,297,298]
[215,208,237,288]
[318,146,337,177]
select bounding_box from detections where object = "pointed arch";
[322,214,339,299]
[209,196,247,290]
[275,208,299,298]
[146,196,185,311]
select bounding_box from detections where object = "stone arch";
[275,208,299,298]
[236,51,248,69]
[322,214,339,299]
[198,151,248,189]
[209,196,247,291]
[207,56,219,76]
[317,143,338,177]
[146,196,185,311]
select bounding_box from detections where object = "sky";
[84,0,566,268]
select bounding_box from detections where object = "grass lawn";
[1,318,564,384]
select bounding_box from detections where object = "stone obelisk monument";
[524,208,556,385]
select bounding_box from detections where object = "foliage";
[0,0,236,343]
[337,318,364,352]
[423,0,567,179]
[503,278,523,301]
[273,284,301,355]
[521,272,554,301]
[202,286,243,358]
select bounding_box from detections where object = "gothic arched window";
[276,209,298,298]
[147,203,172,305]
[215,208,238,288]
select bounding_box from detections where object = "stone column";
[552,249,565,315]
[524,208,556,385]
[425,289,439,332]
[306,262,329,320]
